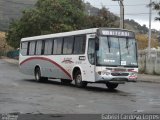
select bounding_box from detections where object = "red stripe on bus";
[20,57,72,79]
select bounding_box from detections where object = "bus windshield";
[96,36,138,67]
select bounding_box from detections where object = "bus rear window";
[21,42,28,56]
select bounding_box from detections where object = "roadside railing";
[0,49,19,59]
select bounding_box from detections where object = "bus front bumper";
[95,74,137,84]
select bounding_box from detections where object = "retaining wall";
[138,50,160,75]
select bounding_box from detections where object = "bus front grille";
[111,73,129,76]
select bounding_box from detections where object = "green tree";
[152,2,160,21]
[6,0,85,48]
[84,7,119,28]
[6,0,119,48]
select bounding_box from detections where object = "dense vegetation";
[6,0,119,48]
[0,0,159,49]
[136,34,159,50]
[0,32,12,51]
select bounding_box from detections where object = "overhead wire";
[86,3,149,7]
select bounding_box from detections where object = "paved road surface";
[0,59,160,114]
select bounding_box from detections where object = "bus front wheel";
[35,67,48,82]
[74,71,87,88]
[106,83,118,90]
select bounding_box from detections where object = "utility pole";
[148,0,152,58]
[112,0,124,29]
[119,0,124,29]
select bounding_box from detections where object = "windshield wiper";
[126,38,130,54]
[107,37,111,53]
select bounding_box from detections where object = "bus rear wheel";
[74,71,87,88]
[106,83,118,90]
[35,67,48,82]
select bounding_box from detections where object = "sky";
[84,0,160,31]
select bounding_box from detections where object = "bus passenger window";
[44,39,53,55]
[53,38,63,54]
[73,36,86,54]
[29,41,36,55]
[63,37,74,54]
[35,40,42,55]
[88,38,95,64]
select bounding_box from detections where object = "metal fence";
[0,51,7,57]
[0,49,19,59]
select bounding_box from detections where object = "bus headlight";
[130,72,137,76]
[129,72,138,80]
[98,71,101,75]
[98,71,110,75]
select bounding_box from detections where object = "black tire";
[61,79,72,85]
[106,83,118,90]
[35,67,48,82]
[74,71,87,88]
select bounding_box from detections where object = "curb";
[1,57,19,65]
[137,79,160,84]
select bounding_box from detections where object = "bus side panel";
[70,56,96,82]
[19,55,72,80]
[19,55,34,75]
[81,59,96,82]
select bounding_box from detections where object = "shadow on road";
[23,79,128,94]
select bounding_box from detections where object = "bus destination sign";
[100,29,135,37]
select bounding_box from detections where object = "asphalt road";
[0,59,160,114]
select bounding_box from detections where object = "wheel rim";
[35,70,40,81]
[76,74,82,85]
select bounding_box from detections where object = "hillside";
[85,3,158,34]
[0,0,158,34]
[0,0,36,31]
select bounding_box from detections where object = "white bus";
[19,28,138,89]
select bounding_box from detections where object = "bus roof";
[21,28,134,42]
[21,28,98,42]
